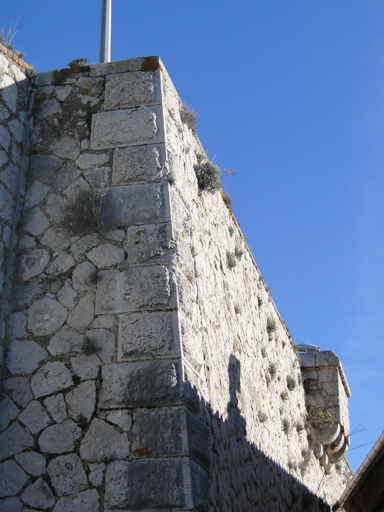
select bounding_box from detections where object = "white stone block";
[112,144,167,185]
[38,420,82,454]
[6,339,48,375]
[104,70,161,110]
[48,454,88,496]
[27,297,67,336]
[80,418,130,462]
[31,361,73,398]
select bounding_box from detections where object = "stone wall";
[0,55,353,511]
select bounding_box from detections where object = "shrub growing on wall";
[195,154,221,194]
[57,189,106,237]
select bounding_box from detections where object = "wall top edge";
[300,351,351,398]
[0,42,35,71]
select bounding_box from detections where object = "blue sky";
[3,0,384,471]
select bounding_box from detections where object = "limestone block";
[48,329,84,355]
[0,126,11,152]
[53,488,100,512]
[76,153,109,169]
[37,98,61,119]
[8,311,27,339]
[2,377,33,407]
[15,451,46,477]
[90,56,160,76]
[23,207,49,236]
[45,193,65,221]
[105,410,132,432]
[0,422,34,461]
[96,265,176,314]
[87,243,125,269]
[18,235,36,249]
[0,460,29,498]
[67,293,95,330]
[126,222,175,265]
[91,105,165,150]
[83,165,110,187]
[18,400,51,434]
[0,184,16,221]
[1,75,17,113]
[29,155,61,183]
[43,394,68,423]
[88,463,106,487]
[72,261,97,291]
[20,478,55,509]
[186,410,212,470]
[6,339,48,375]
[38,420,82,454]
[27,297,67,336]
[0,103,10,122]
[57,282,77,309]
[70,234,99,261]
[80,418,130,462]
[99,361,181,409]
[118,311,178,361]
[48,454,88,496]
[85,329,115,364]
[93,315,115,328]
[102,182,170,230]
[56,85,72,101]
[104,459,186,509]
[0,497,22,512]
[20,248,50,280]
[0,149,8,167]
[180,315,204,373]
[46,252,75,276]
[31,361,73,398]
[65,380,96,423]
[9,118,24,143]
[0,163,18,192]
[71,353,101,381]
[51,164,81,192]
[104,70,161,110]
[41,228,72,252]
[112,144,167,185]
[0,395,19,432]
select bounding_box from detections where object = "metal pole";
[99,0,111,63]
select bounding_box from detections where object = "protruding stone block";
[104,70,161,110]
[118,311,178,361]
[79,418,130,462]
[99,361,182,409]
[91,105,164,150]
[112,144,168,185]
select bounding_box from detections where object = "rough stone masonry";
[0,47,353,512]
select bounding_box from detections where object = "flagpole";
[99,0,111,63]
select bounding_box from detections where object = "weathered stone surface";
[72,261,97,291]
[91,105,165,150]
[70,234,99,261]
[70,353,101,381]
[56,85,72,101]
[96,266,176,314]
[85,329,115,364]
[23,207,49,236]
[51,165,81,192]
[45,193,65,221]
[118,311,177,360]
[80,418,130,462]
[88,463,105,487]
[0,185,15,221]
[93,315,114,329]
[6,339,48,375]
[99,361,181,409]
[65,380,96,423]
[57,282,77,309]
[0,422,34,461]
[83,165,110,187]
[53,488,99,512]
[112,144,167,185]
[48,454,88,496]
[28,298,67,336]
[0,126,11,151]
[18,234,36,250]
[48,329,84,355]
[104,71,161,110]
[15,451,46,477]
[46,252,75,276]
[31,361,73,398]
[29,155,61,183]
[126,222,174,265]
[0,497,22,512]
[9,118,24,142]
[87,244,125,269]
[20,248,50,280]
[43,394,68,423]
[37,98,61,119]
[101,182,170,228]
[0,149,8,167]
[18,400,51,434]
[20,478,55,509]
[76,153,109,169]
[25,181,50,208]
[106,410,132,432]
[0,460,29,498]
[0,395,19,432]
[40,228,73,251]
[67,293,95,330]
[8,311,27,339]
[104,460,185,509]
[38,421,82,454]
[2,377,33,407]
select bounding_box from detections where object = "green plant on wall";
[306,399,332,424]
[195,154,221,194]
[57,188,106,237]
[180,102,197,132]
[68,58,89,68]
[52,69,64,86]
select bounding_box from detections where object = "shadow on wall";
[187,355,332,512]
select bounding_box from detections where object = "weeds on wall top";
[180,102,197,132]
[57,189,106,237]
[0,22,24,58]
[195,154,221,194]
[69,58,89,68]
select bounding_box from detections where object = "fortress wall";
[0,56,352,511]
[0,45,31,343]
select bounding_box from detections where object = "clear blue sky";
[3,0,384,472]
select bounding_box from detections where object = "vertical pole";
[99,0,112,63]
